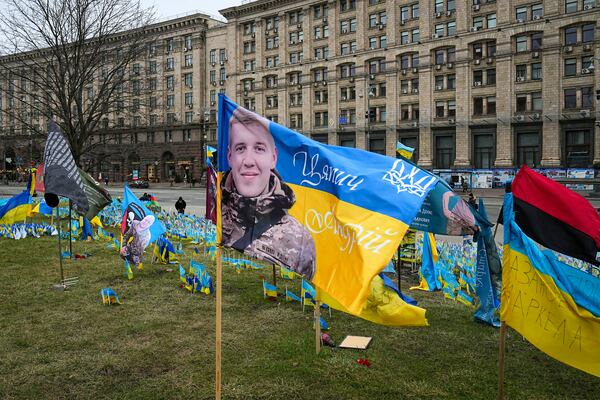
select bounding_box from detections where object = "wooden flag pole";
[272,264,277,287]
[497,322,507,400]
[215,245,223,399]
[215,172,223,400]
[315,291,321,355]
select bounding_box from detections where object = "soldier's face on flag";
[228,119,277,197]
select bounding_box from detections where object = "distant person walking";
[175,197,186,214]
[104,175,109,186]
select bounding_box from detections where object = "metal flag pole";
[68,199,73,256]
[56,205,64,284]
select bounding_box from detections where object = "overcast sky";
[140,0,244,21]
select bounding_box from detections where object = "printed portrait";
[221,106,316,280]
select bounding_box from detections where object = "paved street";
[3,183,599,243]
[0,183,208,216]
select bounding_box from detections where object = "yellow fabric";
[90,216,103,228]
[288,184,409,315]
[0,204,32,225]
[501,245,600,377]
[319,275,428,327]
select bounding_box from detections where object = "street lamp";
[365,86,376,152]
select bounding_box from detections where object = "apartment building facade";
[1,13,222,184]
[219,0,600,171]
[1,1,599,184]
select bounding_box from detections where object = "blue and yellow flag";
[0,190,32,225]
[100,288,122,305]
[396,141,415,160]
[217,95,438,316]
[502,192,600,377]
[263,280,278,298]
[121,185,165,244]
[411,232,439,291]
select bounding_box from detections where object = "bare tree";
[0,0,155,164]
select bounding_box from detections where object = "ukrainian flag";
[263,280,278,298]
[0,190,32,225]
[396,141,415,160]
[502,192,600,377]
[218,95,438,318]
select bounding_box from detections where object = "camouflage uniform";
[221,171,316,280]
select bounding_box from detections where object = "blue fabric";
[504,193,600,317]
[121,185,166,244]
[379,272,418,306]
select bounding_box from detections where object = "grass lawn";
[0,235,598,400]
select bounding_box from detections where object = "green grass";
[0,235,598,400]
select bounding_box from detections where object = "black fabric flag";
[79,169,111,219]
[43,121,89,213]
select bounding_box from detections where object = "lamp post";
[364,86,376,152]
[200,109,211,183]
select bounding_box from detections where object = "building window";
[339,63,356,78]
[516,6,527,21]
[369,133,385,155]
[435,75,444,90]
[435,0,444,13]
[340,86,356,101]
[582,87,594,108]
[582,24,595,43]
[517,132,540,167]
[185,92,193,106]
[532,4,543,19]
[531,32,543,50]
[565,130,591,167]
[532,92,542,111]
[340,0,356,11]
[531,63,542,80]
[435,135,455,169]
[167,94,175,108]
[487,96,496,114]
[516,35,528,52]
[516,94,528,112]
[565,0,578,13]
[565,27,577,45]
[289,113,303,129]
[564,58,577,76]
[314,111,328,127]
[474,97,484,115]
[166,76,174,90]
[564,88,577,109]
[474,134,494,169]
[412,29,420,43]
[435,101,445,118]
[446,101,455,118]
[486,69,496,85]
[340,17,357,33]
[265,16,280,30]
[447,74,456,89]
[486,14,497,29]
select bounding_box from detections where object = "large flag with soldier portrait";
[217,94,442,323]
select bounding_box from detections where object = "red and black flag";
[512,165,600,266]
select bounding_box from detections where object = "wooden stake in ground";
[315,292,321,355]
[497,322,507,400]
[215,172,223,400]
